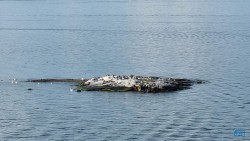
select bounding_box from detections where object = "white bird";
[15,81,18,84]
[51,82,53,85]
[37,83,40,87]
[70,88,74,92]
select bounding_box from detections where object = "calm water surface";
[0,0,250,140]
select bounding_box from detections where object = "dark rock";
[26,79,87,83]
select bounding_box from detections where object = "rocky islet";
[28,75,206,93]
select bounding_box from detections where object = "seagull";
[51,82,53,85]
[70,88,74,92]
[37,83,40,87]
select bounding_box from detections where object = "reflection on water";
[0,0,250,140]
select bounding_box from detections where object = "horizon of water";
[0,0,250,140]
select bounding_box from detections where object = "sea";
[0,0,250,140]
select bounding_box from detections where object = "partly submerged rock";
[78,75,205,93]
[28,75,206,93]
[27,79,86,83]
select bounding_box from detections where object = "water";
[0,0,250,140]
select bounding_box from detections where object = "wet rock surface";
[28,75,206,93]
[28,79,86,83]
[79,75,205,93]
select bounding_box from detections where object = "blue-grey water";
[0,0,250,140]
